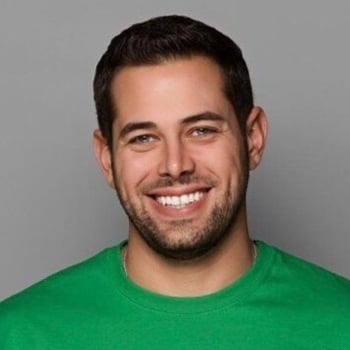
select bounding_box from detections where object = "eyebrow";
[119,111,225,139]
[119,121,157,139]
[181,111,225,124]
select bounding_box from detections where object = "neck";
[124,211,255,297]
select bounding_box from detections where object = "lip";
[146,187,211,218]
[146,184,212,197]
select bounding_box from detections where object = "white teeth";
[156,191,204,209]
[180,194,187,205]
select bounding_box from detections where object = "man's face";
[95,56,265,260]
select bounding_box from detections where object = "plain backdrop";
[1,0,349,300]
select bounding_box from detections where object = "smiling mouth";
[155,191,205,209]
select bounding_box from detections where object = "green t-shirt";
[1,241,349,349]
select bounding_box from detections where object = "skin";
[94,56,267,296]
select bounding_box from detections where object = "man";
[1,15,349,349]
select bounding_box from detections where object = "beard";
[112,149,249,261]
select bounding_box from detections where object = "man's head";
[93,15,254,149]
[93,15,267,260]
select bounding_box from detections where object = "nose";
[157,138,195,180]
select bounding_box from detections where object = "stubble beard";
[112,153,249,261]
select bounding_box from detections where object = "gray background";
[1,0,349,301]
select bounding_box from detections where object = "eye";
[191,127,218,137]
[129,134,156,144]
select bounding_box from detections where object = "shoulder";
[0,245,124,348]
[0,245,118,322]
[260,241,350,302]
[256,241,350,345]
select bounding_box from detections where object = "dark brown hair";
[93,15,254,148]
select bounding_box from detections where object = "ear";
[93,129,115,188]
[245,106,268,170]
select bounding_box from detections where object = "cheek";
[203,149,246,193]
[115,151,156,189]
[194,142,241,174]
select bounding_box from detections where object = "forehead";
[110,56,233,128]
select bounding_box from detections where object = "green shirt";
[1,241,349,349]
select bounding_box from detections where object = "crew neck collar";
[107,241,275,314]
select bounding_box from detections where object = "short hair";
[93,15,254,148]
